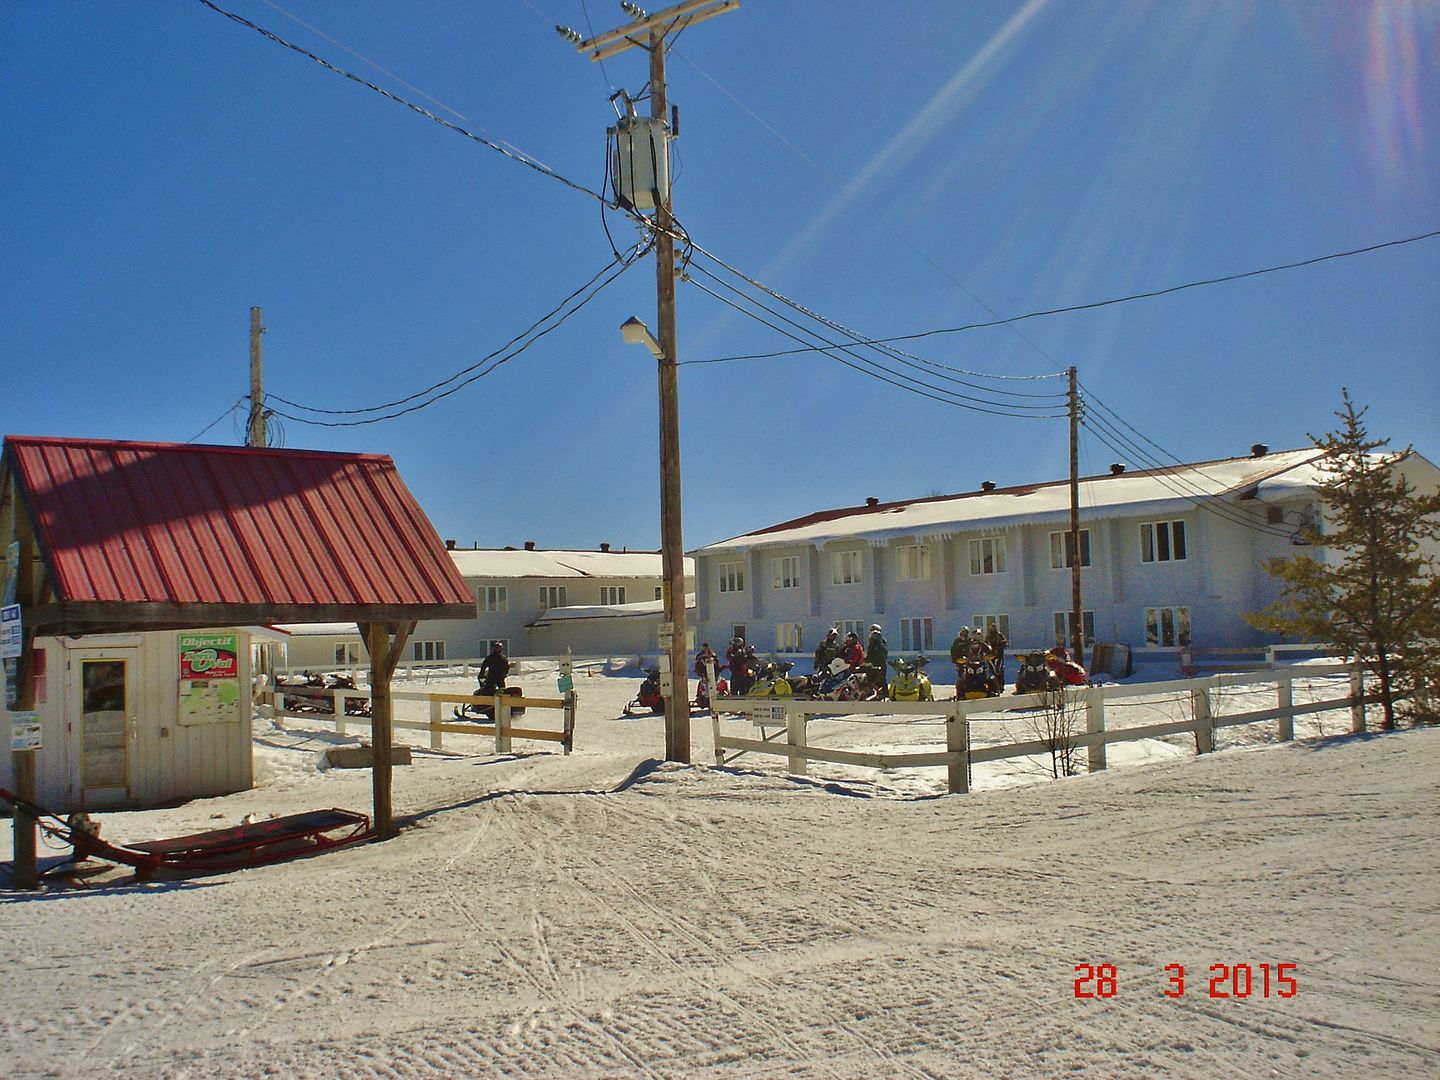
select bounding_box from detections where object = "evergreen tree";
[1247,391,1440,729]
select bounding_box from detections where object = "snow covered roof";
[528,594,696,627]
[697,448,1331,554]
[447,548,694,580]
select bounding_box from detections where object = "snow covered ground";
[1,664,1437,1078]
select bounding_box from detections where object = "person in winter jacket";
[841,632,865,669]
[864,624,889,699]
[1046,646,1088,686]
[694,643,721,680]
[813,627,841,676]
[478,641,510,695]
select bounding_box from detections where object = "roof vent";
[600,542,611,553]
[981,480,996,492]
[1110,462,1127,475]
[445,538,456,550]
[524,540,536,551]
[865,497,879,507]
[1251,443,1269,458]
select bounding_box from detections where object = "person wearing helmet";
[813,627,841,678]
[864,624,889,699]
[477,640,510,696]
[841,632,865,669]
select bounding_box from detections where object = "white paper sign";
[751,702,786,726]
[0,605,20,659]
[10,711,41,752]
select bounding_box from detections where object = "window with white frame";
[478,586,507,612]
[968,536,1007,575]
[1053,610,1096,647]
[899,617,933,652]
[411,640,446,662]
[972,613,1010,640]
[1049,529,1092,569]
[599,585,626,605]
[731,623,747,643]
[333,642,360,665]
[776,623,803,652]
[1145,606,1191,647]
[717,561,745,593]
[539,585,567,610]
[837,619,866,639]
[772,555,800,589]
[831,549,863,585]
[1140,520,1188,563]
[895,543,931,581]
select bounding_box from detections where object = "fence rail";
[265,687,577,755]
[713,664,1369,794]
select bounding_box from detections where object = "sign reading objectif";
[10,711,41,752]
[178,633,239,680]
[0,604,21,659]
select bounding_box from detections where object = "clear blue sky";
[4,1,1436,551]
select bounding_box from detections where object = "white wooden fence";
[265,686,577,755]
[713,664,1370,794]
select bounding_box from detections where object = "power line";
[267,247,644,427]
[689,227,1440,366]
[187,397,246,443]
[194,0,614,208]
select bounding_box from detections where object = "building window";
[539,585,567,610]
[655,587,663,600]
[1141,520,1188,563]
[479,586,508,612]
[333,642,360,665]
[772,556,800,589]
[837,619,866,640]
[776,623,803,652]
[718,561,745,593]
[899,617,933,652]
[1049,529,1092,569]
[1054,610,1096,647]
[731,623,747,644]
[831,550,863,585]
[1145,606,1191,647]
[411,640,446,662]
[599,586,627,605]
[968,537,1007,575]
[972,614,1010,641]
[895,543,931,581]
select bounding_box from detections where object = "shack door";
[70,651,137,805]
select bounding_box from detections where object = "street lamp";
[621,314,689,763]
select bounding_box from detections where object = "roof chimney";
[865,497,879,507]
[445,538,456,550]
[524,540,536,551]
[1109,462,1127,475]
[1251,443,1268,458]
[981,480,996,492]
[600,542,611,553]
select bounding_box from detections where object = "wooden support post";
[429,698,443,751]
[1086,689,1107,772]
[1277,670,1294,742]
[495,694,512,754]
[946,708,970,794]
[711,706,724,765]
[562,690,576,755]
[785,704,807,776]
[363,620,413,842]
[334,687,347,737]
[1192,685,1214,754]
[1349,664,1366,733]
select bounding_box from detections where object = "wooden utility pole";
[566,0,738,764]
[247,306,266,448]
[1068,366,1084,668]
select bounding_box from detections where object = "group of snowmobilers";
[695,623,1088,702]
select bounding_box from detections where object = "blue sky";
[3,1,1436,551]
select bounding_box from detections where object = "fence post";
[1192,683,1214,754]
[786,703,807,776]
[429,697,443,751]
[495,694,512,753]
[563,690,576,755]
[1086,687,1107,772]
[1349,665,1365,733]
[1277,669,1294,742]
[333,689,347,737]
[946,706,970,794]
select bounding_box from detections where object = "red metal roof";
[3,436,474,629]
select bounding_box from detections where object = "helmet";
[1049,646,1069,659]
[869,624,882,634]
[826,627,839,638]
[845,632,859,642]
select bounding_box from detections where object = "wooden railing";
[713,664,1370,794]
[266,686,577,754]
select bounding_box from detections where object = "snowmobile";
[326,672,372,717]
[957,645,1001,700]
[693,672,729,710]
[1014,650,1060,695]
[817,661,881,702]
[1045,647,1090,687]
[887,656,935,702]
[277,671,331,713]
[453,673,526,722]
[746,660,819,699]
[624,667,665,716]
